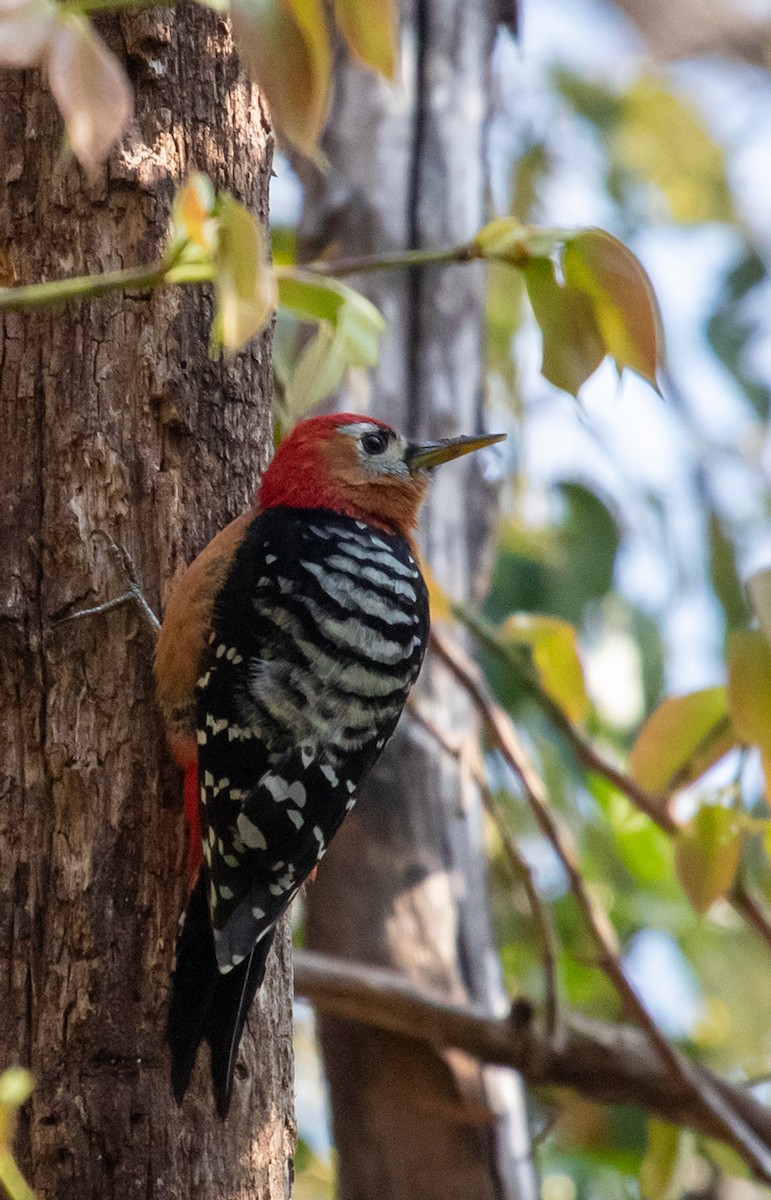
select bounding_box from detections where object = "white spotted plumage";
[194,507,429,973]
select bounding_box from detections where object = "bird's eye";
[361,431,389,456]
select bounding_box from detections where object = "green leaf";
[699,1137,751,1181]
[278,271,385,417]
[616,78,734,225]
[727,629,771,758]
[629,687,736,797]
[213,194,276,352]
[552,483,620,622]
[230,0,331,157]
[0,1069,34,1171]
[562,229,664,389]
[525,256,605,396]
[640,1120,695,1200]
[284,324,348,418]
[0,1152,38,1200]
[747,569,771,648]
[278,272,350,325]
[555,69,733,226]
[334,0,398,79]
[485,259,526,387]
[500,613,590,724]
[675,803,743,914]
[708,513,747,632]
[473,217,564,265]
[0,1071,34,1112]
[707,252,770,422]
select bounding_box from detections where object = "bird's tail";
[168,872,276,1117]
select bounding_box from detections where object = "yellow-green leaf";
[727,628,771,758]
[279,272,385,418]
[284,324,348,419]
[708,511,746,631]
[562,228,664,390]
[747,568,771,648]
[47,13,133,172]
[616,78,734,225]
[213,194,277,351]
[236,4,326,152]
[334,0,398,80]
[0,1071,34,1112]
[231,0,330,157]
[675,803,743,914]
[500,613,590,724]
[640,1120,695,1200]
[472,217,563,265]
[629,687,736,797]
[0,1068,34,1155]
[277,273,384,350]
[421,561,453,623]
[525,256,605,396]
[278,271,350,325]
[171,173,217,254]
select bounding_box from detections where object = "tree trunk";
[0,10,293,1199]
[299,2,537,1198]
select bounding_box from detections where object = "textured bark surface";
[0,10,293,1200]
[299,2,537,1198]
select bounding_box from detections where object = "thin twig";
[55,535,160,633]
[451,607,771,952]
[0,245,478,316]
[430,629,771,1182]
[408,701,560,1035]
[0,261,169,313]
[478,779,560,1037]
[301,243,483,278]
[294,950,771,1155]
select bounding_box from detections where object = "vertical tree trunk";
[0,10,293,1199]
[299,2,537,1198]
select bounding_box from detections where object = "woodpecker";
[154,412,504,1115]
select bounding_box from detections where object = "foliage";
[470,20,771,1198]
[0,0,399,166]
[0,1070,36,1200]
[3,0,771,1196]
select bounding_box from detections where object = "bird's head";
[258,413,505,535]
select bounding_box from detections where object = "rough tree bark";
[0,10,293,1200]
[299,2,537,1198]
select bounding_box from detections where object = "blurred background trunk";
[299,2,537,1198]
[0,9,293,1198]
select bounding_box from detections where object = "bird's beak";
[405,431,506,473]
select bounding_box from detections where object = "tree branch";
[430,628,771,1181]
[449,609,771,954]
[294,950,771,1151]
[610,0,771,67]
[408,700,560,1035]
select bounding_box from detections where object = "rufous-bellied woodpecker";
[154,412,504,1115]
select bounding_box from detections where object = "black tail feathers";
[168,874,275,1117]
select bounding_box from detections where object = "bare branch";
[430,629,771,1181]
[478,777,560,1037]
[294,950,771,1151]
[449,611,771,954]
[408,701,560,1035]
[54,535,160,633]
[610,0,771,68]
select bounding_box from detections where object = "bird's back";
[169,506,430,1112]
